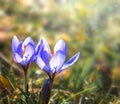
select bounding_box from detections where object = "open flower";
[36,37,80,104]
[12,36,36,69]
[36,37,80,80]
[12,35,36,94]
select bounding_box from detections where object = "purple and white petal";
[42,37,51,53]
[50,51,66,73]
[54,40,67,55]
[36,56,52,75]
[22,43,35,62]
[36,37,43,55]
[61,52,80,71]
[22,37,35,50]
[12,36,20,53]
[36,56,46,70]
[13,53,22,63]
[17,42,22,57]
[41,47,51,65]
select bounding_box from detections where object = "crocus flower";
[36,37,80,104]
[12,35,36,93]
[36,37,80,80]
[12,36,36,70]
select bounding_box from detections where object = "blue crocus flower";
[36,37,80,79]
[12,35,36,94]
[36,37,80,104]
[12,36,36,70]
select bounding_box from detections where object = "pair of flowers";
[12,36,80,80]
[12,35,80,104]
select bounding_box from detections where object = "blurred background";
[0,0,120,103]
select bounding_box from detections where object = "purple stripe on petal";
[41,47,51,65]
[36,38,43,55]
[60,52,80,71]
[36,56,52,76]
[17,42,22,57]
[36,37,51,57]
[42,37,51,53]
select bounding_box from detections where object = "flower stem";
[41,74,55,104]
[41,78,54,104]
[24,72,28,93]
[23,66,28,103]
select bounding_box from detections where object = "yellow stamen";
[50,50,54,61]
[51,50,54,56]
[22,45,26,56]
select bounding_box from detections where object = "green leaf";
[0,74,14,91]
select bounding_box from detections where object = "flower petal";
[42,37,51,53]
[50,51,66,73]
[36,37,43,55]
[61,52,80,71]
[12,36,20,53]
[54,40,67,55]
[41,47,51,65]
[36,56,51,74]
[16,42,22,57]
[13,53,22,63]
[22,43,35,63]
[22,36,35,50]
[36,56,46,70]
[36,37,51,57]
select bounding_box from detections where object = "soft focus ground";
[0,0,120,104]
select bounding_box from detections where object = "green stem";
[23,66,28,103]
[24,72,27,93]
[22,65,29,94]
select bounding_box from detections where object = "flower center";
[22,45,27,56]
